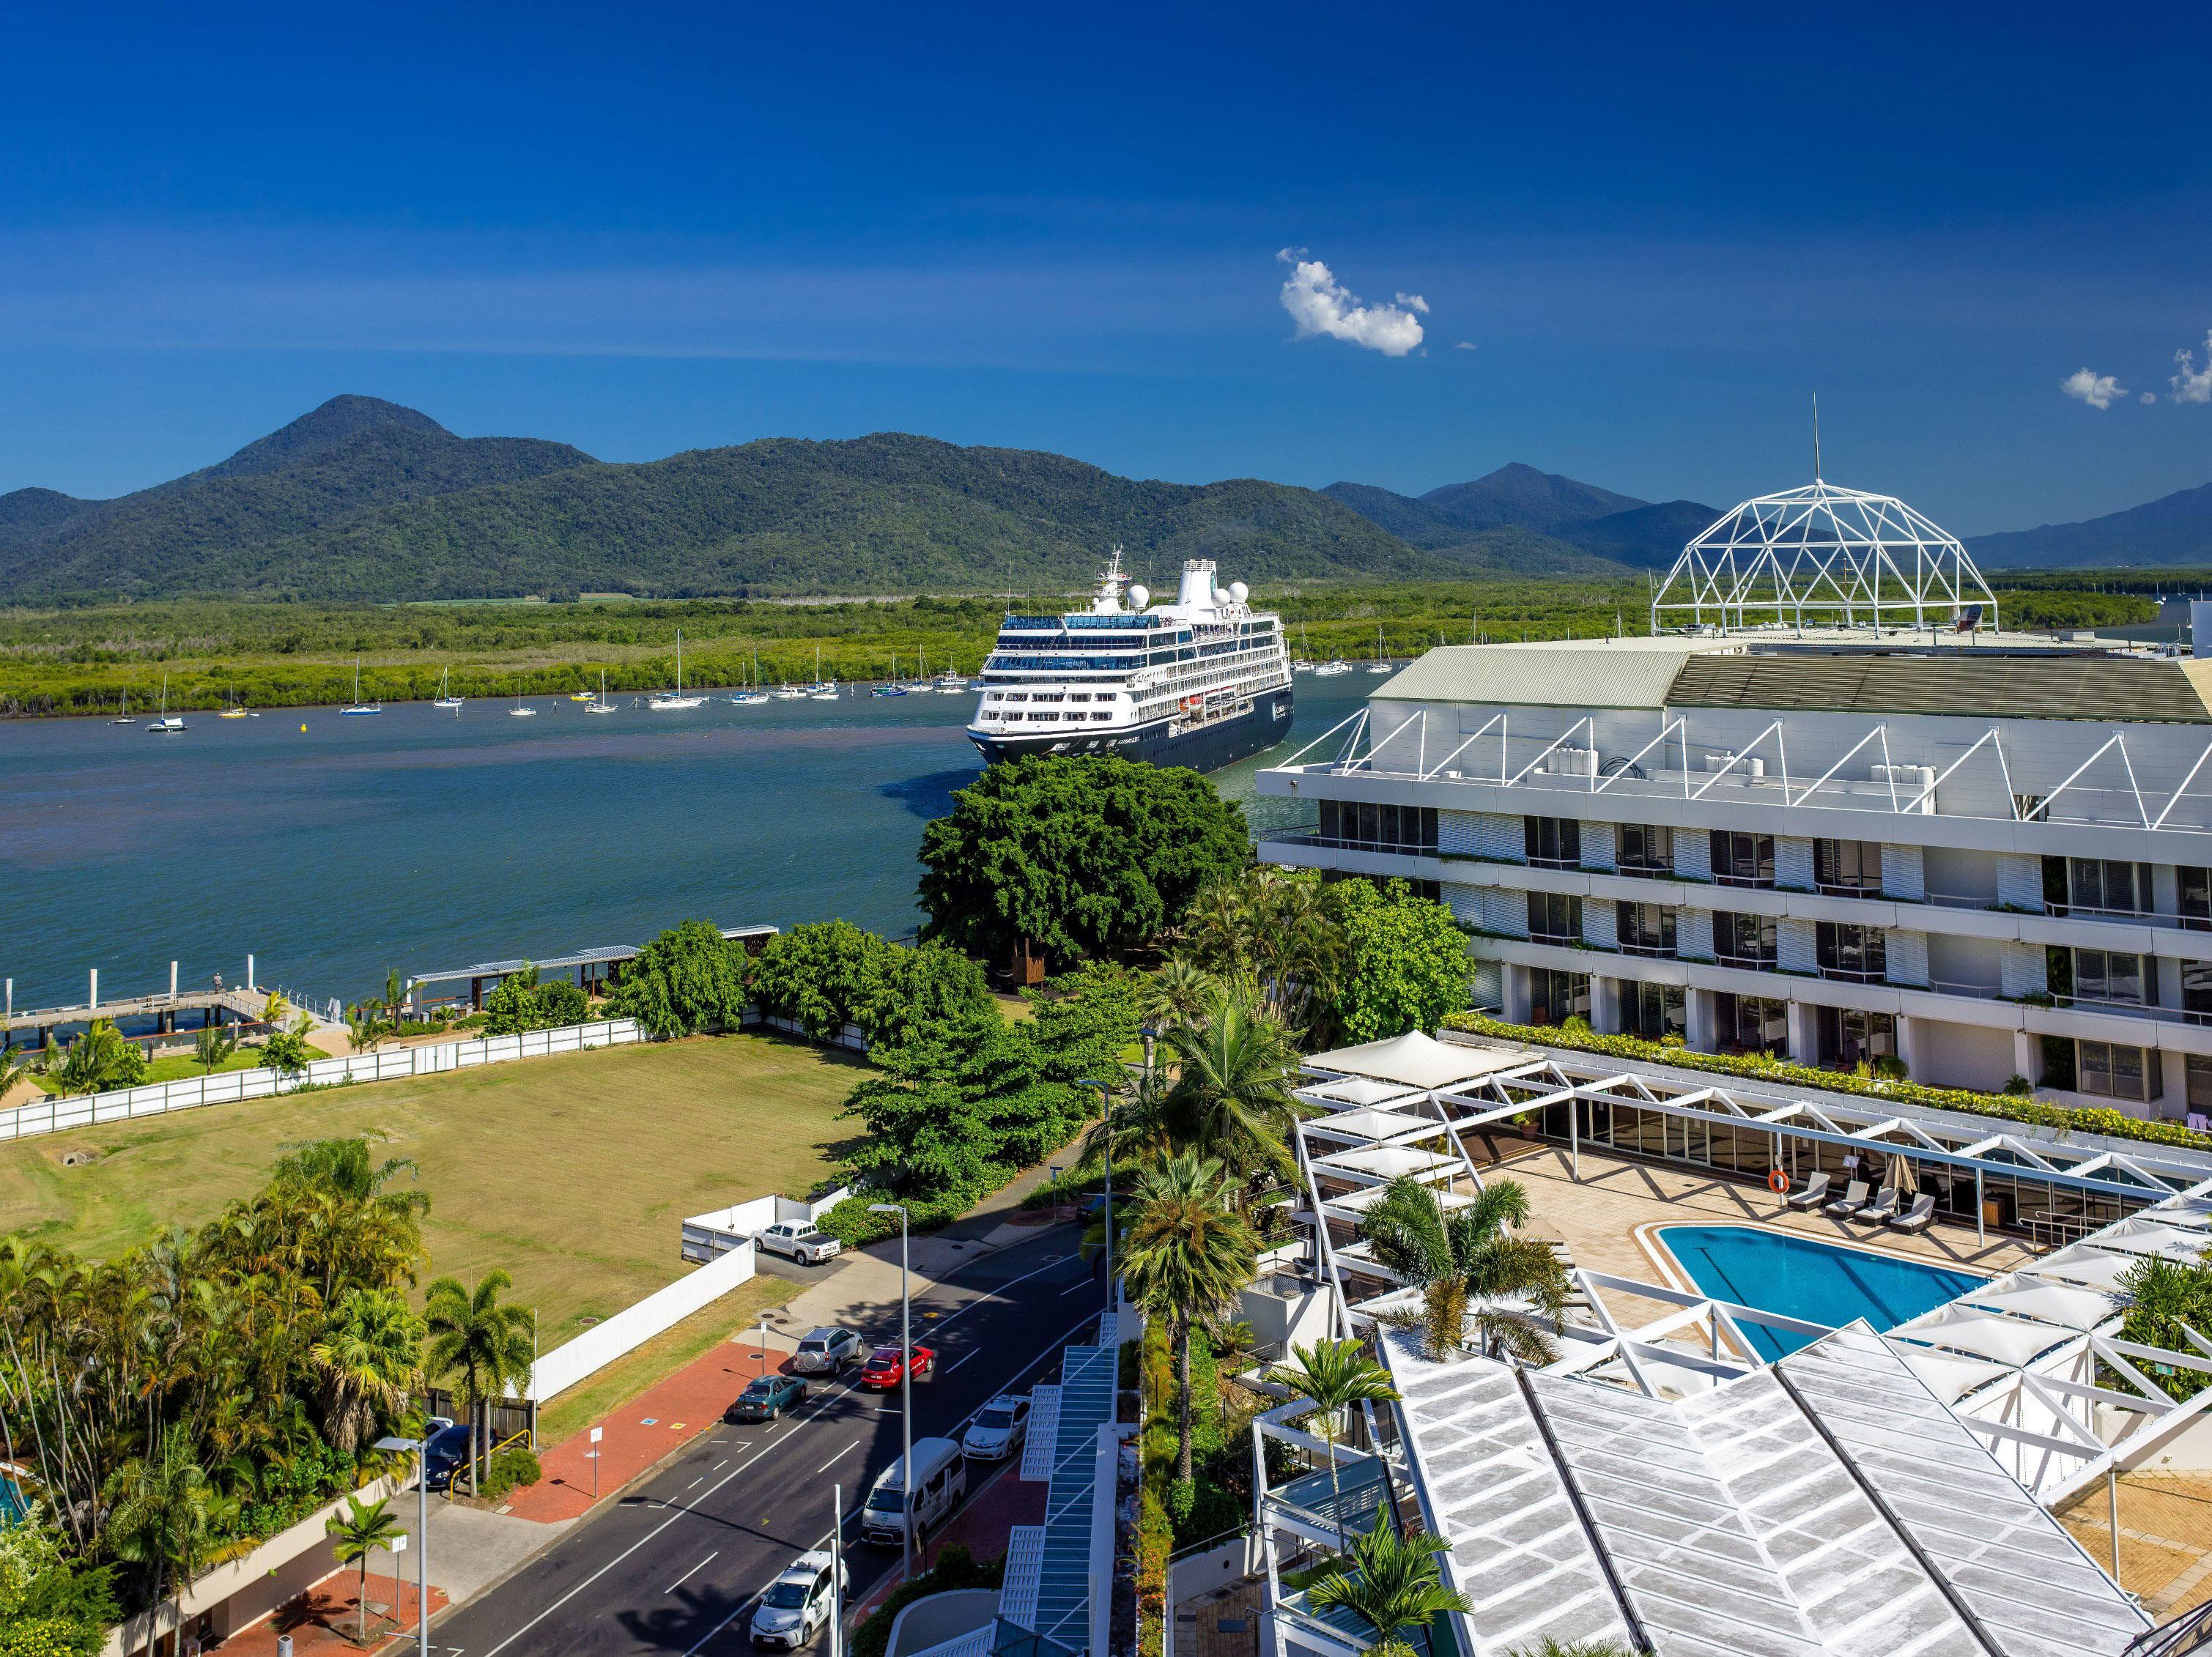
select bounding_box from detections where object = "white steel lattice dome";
[1649,479,1998,634]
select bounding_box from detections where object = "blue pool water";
[1659,1226,1983,1360]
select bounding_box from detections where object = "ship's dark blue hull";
[969,687,1294,774]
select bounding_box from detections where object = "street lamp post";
[868,1201,914,1579]
[1079,1078,1116,1317]
[373,1434,428,1657]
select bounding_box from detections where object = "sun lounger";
[1822,1179,1869,1217]
[1854,1185,1901,1223]
[1888,1194,1936,1233]
[1783,1172,1831,1210]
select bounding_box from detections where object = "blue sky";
[3,1,2208,534]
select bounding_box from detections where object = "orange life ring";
[1767,1169,1790,1195]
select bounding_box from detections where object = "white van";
[860,1437,966,1546]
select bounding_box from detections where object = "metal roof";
[407,924,777,986]
[1384,1324,2148,1656]
[1667,649,2212,723]
[1372,639,1732,709]
[1027,1340,1116,1653]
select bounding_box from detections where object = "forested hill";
[0,398,1460,602]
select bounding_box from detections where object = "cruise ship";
[966,552,1293,771]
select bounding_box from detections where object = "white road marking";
[944,1349,977,1374]
[689,1478,705,1489]
[714,1460,729,1471]
[1059,1277,1099,1296]
[665,1551,719,1594]
[817,1439,859,1472]
[483,1249,1095,1657]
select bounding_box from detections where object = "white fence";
[0,1018,647,1143]
[682,1185,854,1262]
[528,1235,760,1403]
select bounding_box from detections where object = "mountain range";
[4,395,2208,602]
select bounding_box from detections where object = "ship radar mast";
[1090,546,1130,615]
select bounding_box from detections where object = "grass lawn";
[0,1031,865,1346]
[26,1048,270,1094]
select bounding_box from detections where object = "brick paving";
[214,1571,448,1655]
[2060,1472,2212,1619]
[505,1333,791,1523]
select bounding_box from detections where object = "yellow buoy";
[300,723,308,732]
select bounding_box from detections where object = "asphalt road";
[429,1223,1103,1657]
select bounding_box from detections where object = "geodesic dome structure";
[1649,480,1998,634]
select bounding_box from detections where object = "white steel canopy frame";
[1649,479,2000,634]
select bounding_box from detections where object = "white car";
[961,1393,1032,1461]
[750,1550,846,1649]
[757,1222,842,1265]
[791,1326,865,1375]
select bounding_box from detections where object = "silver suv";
[791,1327,865,1375]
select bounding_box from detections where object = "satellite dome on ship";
[1649,478,1999,635]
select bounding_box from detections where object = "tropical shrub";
[849,1545,1003,1657]
[0,1502,116,1657]
[1324,878,1471,1042]
[606,918,751,1037]
[481,1446,544,1502]
[749,920,895,1041]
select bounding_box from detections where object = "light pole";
[868,1201,914,1579]
[758,1311,772,1381]
[1079,1078,1116,1316]
[373,1434,427,1657]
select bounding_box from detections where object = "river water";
[0,674,1373,1010]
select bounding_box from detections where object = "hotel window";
[1715,911,1777,968]
[2048,856,2154,917]
[1624,982,1686,1041]
[2078,1039,2161,1104]
[1527,891,1584,945]
[1813,839,1883,896]
[2052,946,2150,1007]
[1816,922,1887,982]
[1315,800,1438,853]
[1717,992,1788,1053]
[1524,816,1581,869]
[1619,902,1676,957]
[2185,961,2212,1024]
[1528,968,1589,1026]
[2183,867,2212,931]
[1818,1007,1895,1068]
[1617,823,1673,875]
[2189,1055,2212,1114]
[1712,831,1775,888]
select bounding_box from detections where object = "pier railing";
[0,1017,647,1143]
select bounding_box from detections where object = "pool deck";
[1462,1130,2039,1332]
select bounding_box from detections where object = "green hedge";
[1443,1012,2212,1154]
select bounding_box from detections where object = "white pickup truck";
[755,1221,843,1265]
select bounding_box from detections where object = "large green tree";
[606,919,752,1037]
[918,755,1250,974]
[1359,1176,1568,1363]
[1325,878,1471,1042]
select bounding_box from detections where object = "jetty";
[2,957,314,1050]
[404,924,777,1011]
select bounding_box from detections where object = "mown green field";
[0,1031,865,1345]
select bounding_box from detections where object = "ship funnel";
[1177,559,1218,609]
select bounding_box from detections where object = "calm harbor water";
[0,675,1372,1010]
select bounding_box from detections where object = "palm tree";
[104,1428,212,1656]
[1138,960,1219,1070]
[1273,1338,1399,1536]
[423,1269,536,1496]
[344,1004,382,1055]
[1306,1510,1471,1657]
[326,1492,404,1639]
[1073,1064,1174,1176]
[192,1022,237,1077]
[1359,1176,1569,1364]
[2119,1253,2212,1400]
[1505,1641,1632,1657]
[1116,1150,1259,1480]
[1161,984,1307,1182]
[53,1018,137,1097]
[311,1286,424,1454]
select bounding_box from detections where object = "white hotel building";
[1257,482,2212,1124]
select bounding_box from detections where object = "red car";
[859,1343,936,1389]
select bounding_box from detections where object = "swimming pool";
[1658,1226,1983,1360]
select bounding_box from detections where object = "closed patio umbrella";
[1888,1150,1918,1197]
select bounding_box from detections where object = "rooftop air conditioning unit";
[1704,751,1764,778]
[1545,746,1597,777]
[1871,763,1937,813]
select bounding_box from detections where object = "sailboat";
[933,653,968,692]
[147,674,185,733]
[433,667,465,711]
[731,648,770,703]
[907,648,934,693]
[584,667,617,714]
[648,630,705,710]
[807,644,837,700]
[341,656,382,714]
[1366,625,1392,673]
[871,653,909,697]
[1294,623,1316,672]
[110,689,136,725]
[219,681,250,719]
[508,681,538,717]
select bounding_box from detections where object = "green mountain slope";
[0,412,1454,601]
[1969,479,2212,568]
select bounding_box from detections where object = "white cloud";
[2061,366,2126,409]
[1454,340,1477,351]
[1276,249,1426,356]
[2174,332,2212,404]
[2143,391,2158,404]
